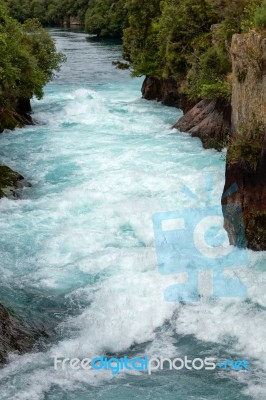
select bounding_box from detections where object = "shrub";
[228,120,265,171]
[0,1,65,129]
[254,1,266,30]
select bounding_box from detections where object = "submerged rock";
[0,165,31,199]
[0,304,32,364]
[173,98,231,150]
[0,303,48,364]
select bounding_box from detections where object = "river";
[0,29,265,400]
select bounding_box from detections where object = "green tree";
[0,0,65,130]
[253,0,266,30]
[85,0,128,38]
[122,0,161,75]
[156,0,218,80]
[6,0,90,26]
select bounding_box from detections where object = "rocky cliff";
[0,304,37,364]
[142,77,231,150]
[0,98,33,133]
[173,98,231,150]
[141,76,195,112]
[0,166,30,199]
[222,31,266,250]
[63,16,82,27]
[0,97,33,200]
[230,32,266,131]
[142,32,266,249]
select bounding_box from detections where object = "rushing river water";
[0,29,266,400]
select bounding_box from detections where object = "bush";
[228,121,265,171]
[0,1,65,129]
[200,80,231,100]
[185,47,232,100]
[85,0,128,38]
[254,1,266,30]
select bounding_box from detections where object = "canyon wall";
[222,31,266,250]
[141,76,196,112]
[142,32,266,250]
[0,98,33,133]
[173,98,231,150]
[142,78,231,151]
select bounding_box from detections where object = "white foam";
[0,41,265,400]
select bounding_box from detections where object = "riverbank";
[141,30,266,250]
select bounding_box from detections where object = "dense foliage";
[6,0,127,36]
[5,0,90,25]
[85,0,128,38]
[4,0,266,102]
[0,0,64,129]
[123,0,265,100]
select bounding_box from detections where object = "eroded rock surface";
[0,165,30,199]
[222,32,266,250]
[174,98,231,150]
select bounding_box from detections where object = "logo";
[53,356,250,375]
[217,360,250,371]
[153,173,248,302]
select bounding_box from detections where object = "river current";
[0,29,265,400]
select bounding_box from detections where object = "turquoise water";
[0,29,265,400]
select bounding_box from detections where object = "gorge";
[140,30,266,251]
[0,30,265,400]
[0,1,266,399]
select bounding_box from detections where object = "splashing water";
[0,29,265,400]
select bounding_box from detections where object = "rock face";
[0,165,30,199]
[63,16,82,26]
[17,98,32,121]
[0,303,47,364]
[141,76,195,111]
[222,157,266,250]
[141,76,179,107]
[142,76,231,148]
[0,97,33,133]
[0,304,34,363]
[230,32,266,130]
[222,32,266,250]
[173,98,231,150]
